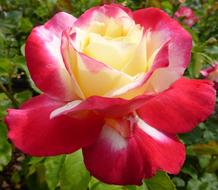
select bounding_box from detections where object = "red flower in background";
[201,62,218,90]
[5,4,215,185]
[174,6,199,27]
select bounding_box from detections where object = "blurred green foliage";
[0,0,218,189]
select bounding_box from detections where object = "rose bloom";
[201,62,218,90]
[174,6,198,27]
[6,4,215,185]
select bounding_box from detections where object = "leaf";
[0,122,12,171]
[187,173,218,190]
[0,93,12,119]
[60,150,90,190]
[18,17,33,33]
[14,90,32,105]
[0,58,13,74]
[144,171,176,190]
[191,141,218,156]
[188,52,205,78]
[89,177,124,190]
[172,177,185,188]
[44,155,65,190]
[126,183,148,190]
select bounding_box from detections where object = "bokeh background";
[0,0,218,189]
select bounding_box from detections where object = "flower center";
[79,18,143,71]
[105,115,135,138]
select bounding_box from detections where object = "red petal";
[137,78,215,134]
[50,94,154,119]
[83,123,145,185]
[83,115,186,185]
[133,8,192,74]
[25,12,78,101]
[134,116,185,177]
[6,95,103,156]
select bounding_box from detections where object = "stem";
[0,81,19,108]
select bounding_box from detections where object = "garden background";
[0,0,218,189]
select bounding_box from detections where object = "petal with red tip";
[74,4,133,29]
[25,12,78,101]
[83,115,185,185]
[137,78,215,134]
[50,93,154,119]
[133,8,192,74]
[6,95,103,156]
[134,115,185,177]
[83,121,145,185]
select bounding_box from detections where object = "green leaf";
[191,141,218,156]
[188,52,205,78]
[0,122,12,171]
[0,58,13,74]
[0,93,12,119]
[89,177,124,190]
[172,177,185,188]
[187,173,218,190]
[60,150,90,190]
[15,90,32,105]
[126,183,148,190]
[44,155,65,190]
[18,17,33,33]
[144,172,176,190]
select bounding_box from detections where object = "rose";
[174,6,199,27]
[201,62,218,90]
[6,4,215,185]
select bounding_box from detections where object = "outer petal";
[133,8,192,74]
[137,78,215,134]
[5,94,103,156]
[25,12,78,101]
[83,125,145,185]
[83,115,185,185]
[134,116,185,177]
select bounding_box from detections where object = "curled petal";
[26,12,78,101]
[50,93,154,118]
[6,95,103,156]
[107,40,178,99]
[133,8,192,74]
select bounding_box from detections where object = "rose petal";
[133,8,192,74]
[62,31,139,98]
[50,93,154,118]
[6,94,103,156]
[137,77,215,134]
[74,4,133,29]
[134,115,185,176]
[83,121,145,185]
[83,115,185,185]
[106,40,175,98]
[25,12,78,101]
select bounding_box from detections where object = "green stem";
[0,82,19,108]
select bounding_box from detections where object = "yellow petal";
[75,53,135,97]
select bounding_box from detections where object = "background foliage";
[0,0,218,189]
